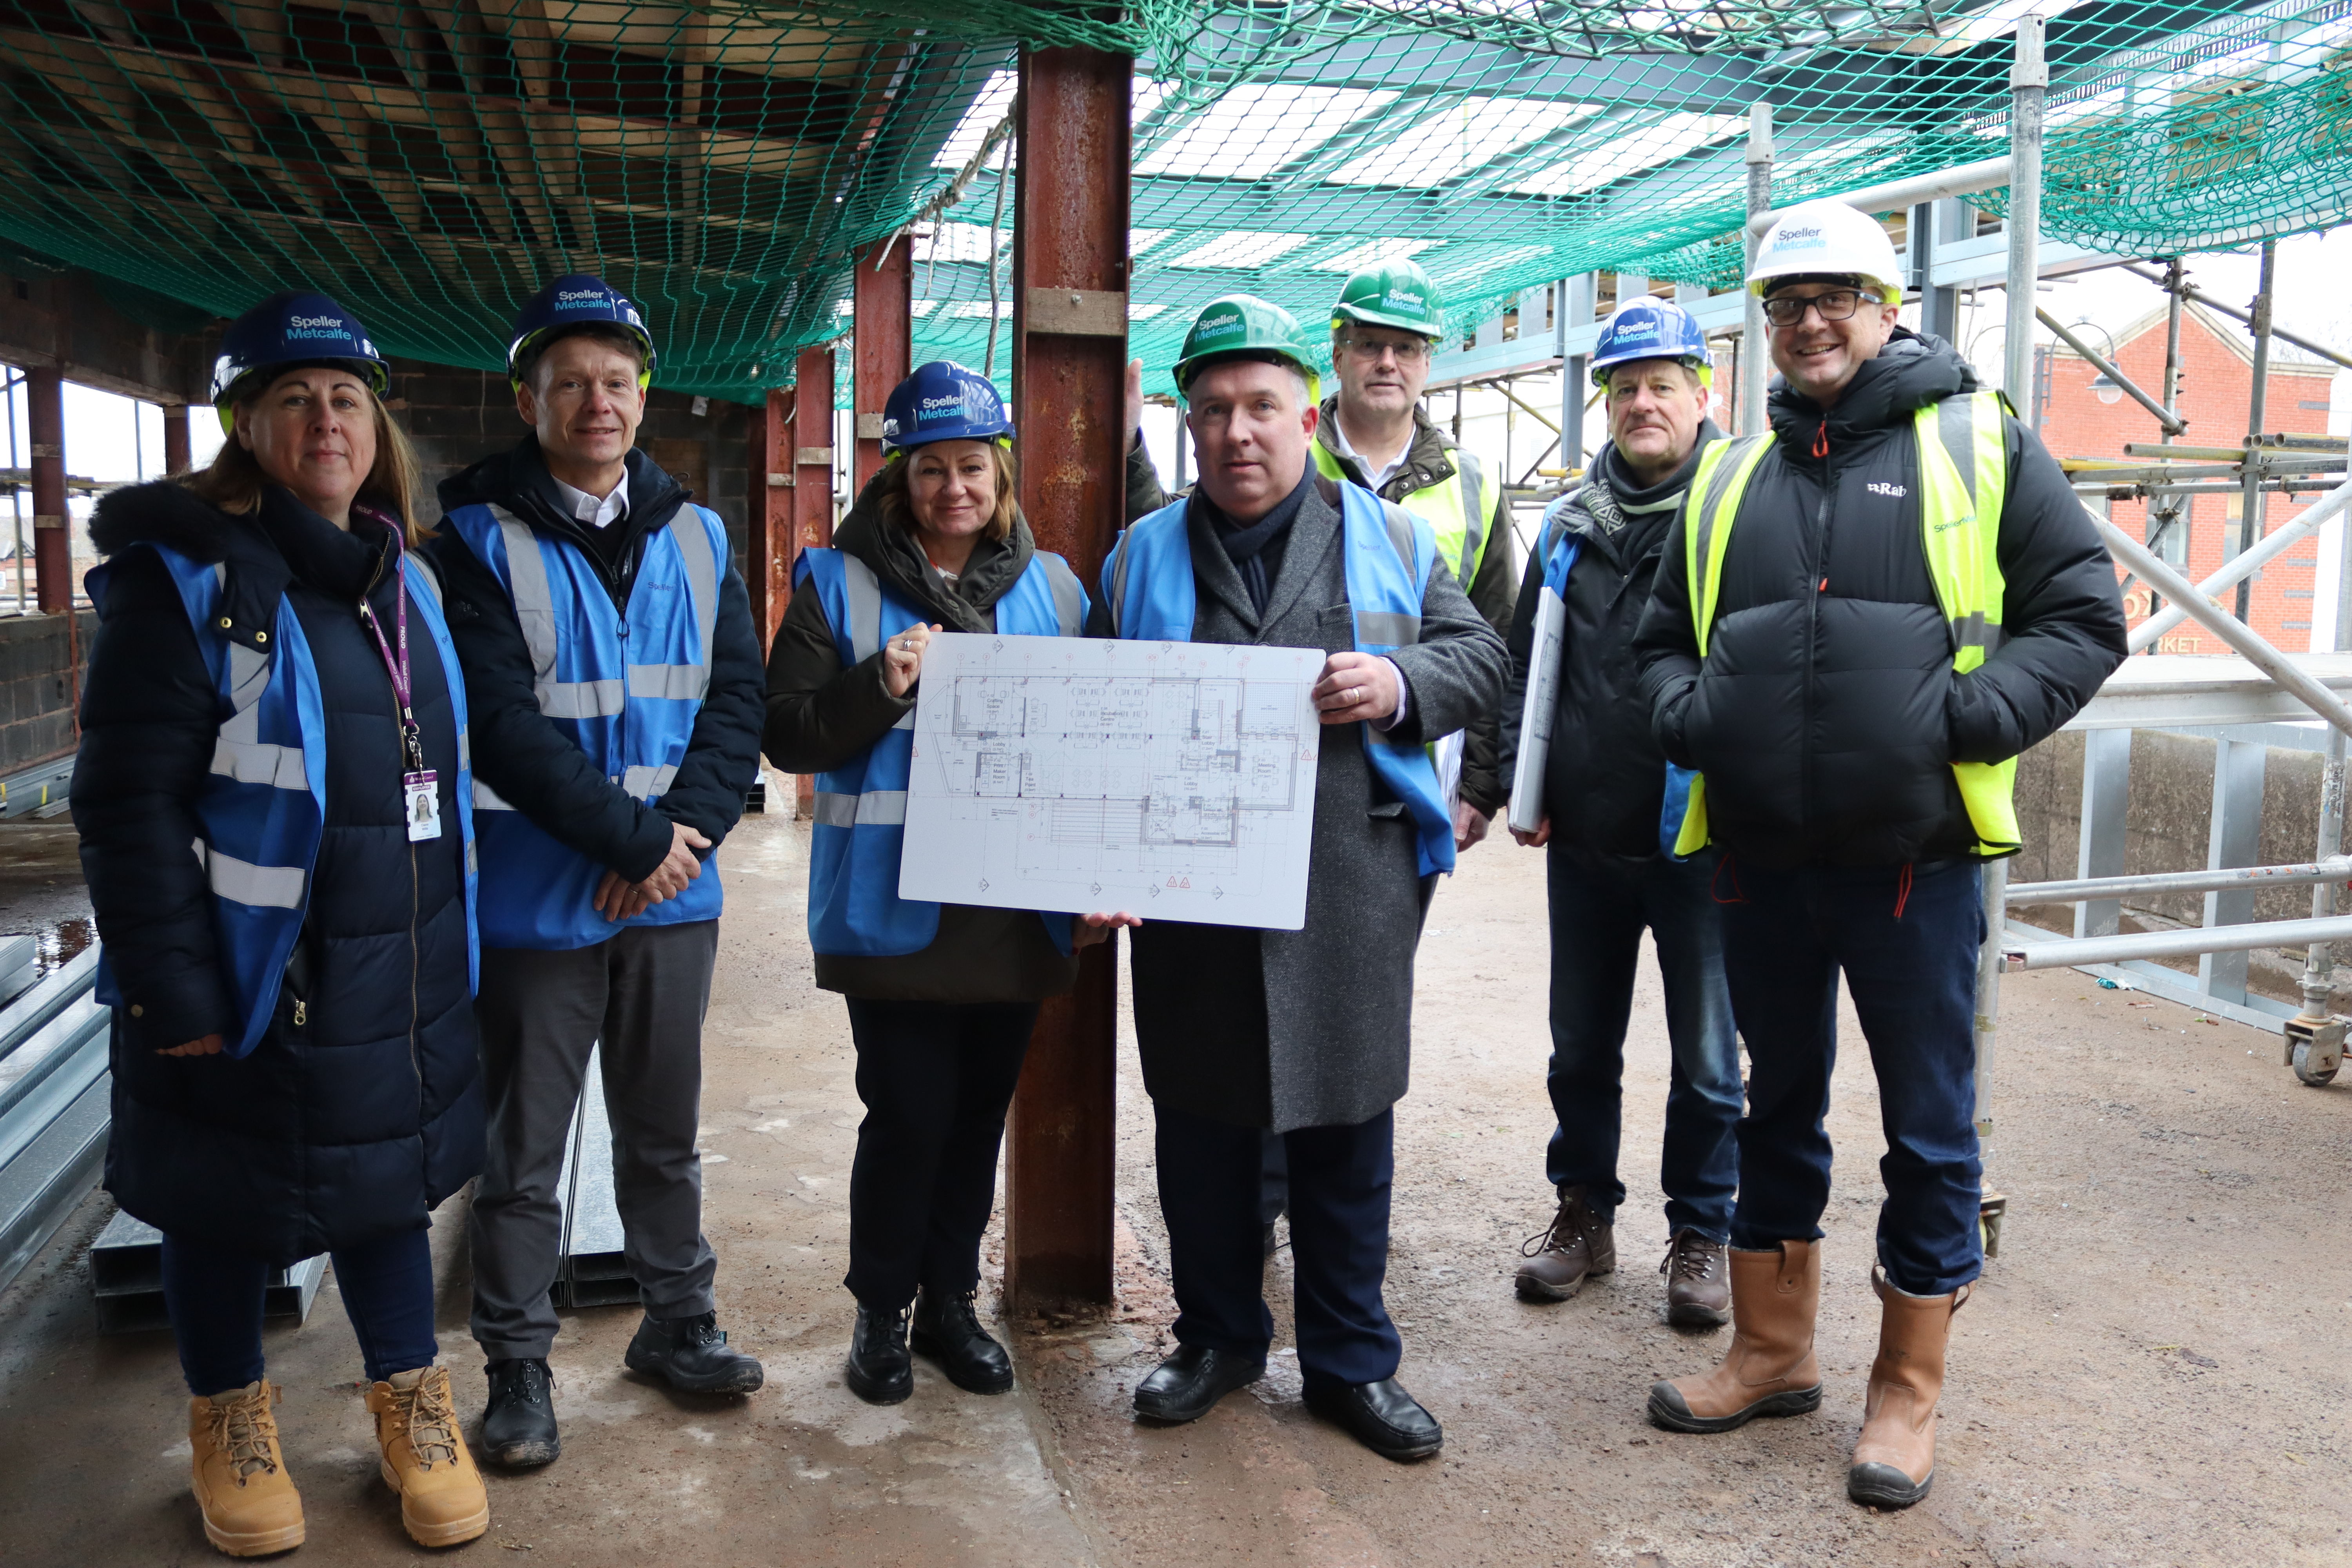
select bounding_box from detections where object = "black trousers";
[843,998,1037,1312]
[1156,1102,1401,1390]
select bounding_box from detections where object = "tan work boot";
[1646,1238,1823,1433]
[1514,1186,1615,1302]
[189,1379,306,1557]
[367,1366,490,1548]
[1661,1229,1731,1327]
[1847,1267,1971,1509]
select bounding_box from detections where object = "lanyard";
[354,514,424,773]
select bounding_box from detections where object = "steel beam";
[791,356,836,821]
[1005,42,1128,1310]
[2199,737,2267,1005]
[2074,728,2131,938]
[854,235,913,492]
[160,405,189,476]
[25,369,65,614]
[748,390,791,656]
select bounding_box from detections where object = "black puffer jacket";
[77,481,484,1264]
[1633,330,2127,869]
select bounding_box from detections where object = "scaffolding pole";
[2235,239,2278,623]
[1741,103,1772,438]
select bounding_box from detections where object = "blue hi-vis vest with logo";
[443,500,728,950]
[1103,482,1456,878]
[795,546,1087,957]
[87,543,480,1058]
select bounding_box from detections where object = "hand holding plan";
[1073,911,1144,949]
[882,622,944,699]
[1313,652,1397,724]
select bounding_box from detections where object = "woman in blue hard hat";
[74,292,491,1555]
[762,360,1132,1405]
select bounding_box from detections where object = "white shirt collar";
[550,467,630,530]
[1327,412,1410,494]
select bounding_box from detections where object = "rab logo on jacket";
[1867,481,1907,499]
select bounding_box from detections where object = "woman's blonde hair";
[184,367,426,545]
[876,440,1019,545]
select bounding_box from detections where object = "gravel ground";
[0,811,2348,1566]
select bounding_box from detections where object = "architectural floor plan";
[898,633,1324,930]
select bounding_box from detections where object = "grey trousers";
[469,920,720,1361]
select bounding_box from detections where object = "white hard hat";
[1748,198,1905,303]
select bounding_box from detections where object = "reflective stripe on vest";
[1669,390,2017,858]
[795,546,1086,957]
[87,541,479,1055]
[1104,483,1456,877]
[443,496,730,948]
[1312,437,1498,590]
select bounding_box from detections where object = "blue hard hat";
[881,361,1013,454]
[1591,295,1713,388]
[507,274,656,389]
[209,291,389,433]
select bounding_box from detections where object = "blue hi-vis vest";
[795,546,1087,956]
[87,543,480,1059]
[1104,483,1455,878]
[443,500,728,950]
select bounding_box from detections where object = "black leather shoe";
[844,1303,913,1405]
[1132,1345,1265,1425]
[912,1287,1014,1394]
[1304,1377,1444,1462]
[623,1311,765,1395]
[480,1357,560,1469]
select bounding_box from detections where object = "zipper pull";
[1812,419,1829,460]
[293,998,307,1027]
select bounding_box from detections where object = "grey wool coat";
[1086,476,1509,1132]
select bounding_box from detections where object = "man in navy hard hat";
[429,275,769,1469]
[1497,294,1742,1328]
[1634,201,2124,1509]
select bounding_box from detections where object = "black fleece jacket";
[428,437,766,885]
[1633,330,2127,869]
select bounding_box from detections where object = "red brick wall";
[2035,310,2335,653]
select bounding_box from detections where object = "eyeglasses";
[1761,289,1866,328]
[1339,336,1432,366]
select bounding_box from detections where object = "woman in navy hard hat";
[74,292,490,1555]
[763,361,1132,1404]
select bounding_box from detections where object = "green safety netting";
[0,0,2345,403]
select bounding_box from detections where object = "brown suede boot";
[1513,1186,1615,1302]
[1646,1238,1823,1433]
[367,1366,490,1548]
[188,1380,305,1558]
[1847,1267,1970,1509]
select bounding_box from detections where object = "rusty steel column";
[161,404,191,475]
[1005,42,1131,1309]
[25,369,67,613]
[791,348,837,819]
[853,235,913,491]
[746,391,788,653]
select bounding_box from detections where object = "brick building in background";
[2036,300,2339,654]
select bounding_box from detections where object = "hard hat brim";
[1330,304,1444,340]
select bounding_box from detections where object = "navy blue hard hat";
[507,274,656,389]
[209,291,390,432]
[1591,295,1713,388]
[881,361,1012,454]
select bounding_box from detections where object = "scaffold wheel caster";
[2292,1038,2341,1087]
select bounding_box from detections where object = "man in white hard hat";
[1632,198,2125,1509]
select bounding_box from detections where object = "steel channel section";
[1005,42,1129,1308]
[549,1044,632,1308]
[2198,738,2268,1005]
[854,235,913,492]
[2074,729,2131,938]
[89,1211,328,1334]
[25,368,65,614]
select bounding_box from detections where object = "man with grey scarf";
[1497,296,1742,1327]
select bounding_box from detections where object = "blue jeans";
[1716,856,1985,1296]
[1543,846,1742,1241]
[163,1228,439,1396]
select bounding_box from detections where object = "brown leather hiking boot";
[1848,1267,1971,1510]
[1514,1186,1615,1302]
[1646,1238,1823,1433]
[1661,1229,1731,1327]
[188,1379,305,1558]
[367,1366,489,1548]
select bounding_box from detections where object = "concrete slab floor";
[0,812,2348,1566]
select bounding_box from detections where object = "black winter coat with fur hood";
[75,480,483,1264]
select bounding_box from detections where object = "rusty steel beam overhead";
[855,235,914,492]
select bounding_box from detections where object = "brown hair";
[185,368,425,545]
[876,441,1019,545]
[515,324,650,394]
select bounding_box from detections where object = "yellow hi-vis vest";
[1313,433,1501,591]
[1669,389,2020,860]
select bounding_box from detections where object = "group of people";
[71,189,2127,1561]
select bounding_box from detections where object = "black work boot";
[845,1303,913,1405]
[623,1311,765,1395]
[479,1357,560,1469]
[911,1287,1015,1394]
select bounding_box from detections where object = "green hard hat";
[1172,294,1321,400]
[1331,258,1445,339]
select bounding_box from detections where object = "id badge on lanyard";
[356,516,441,842]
